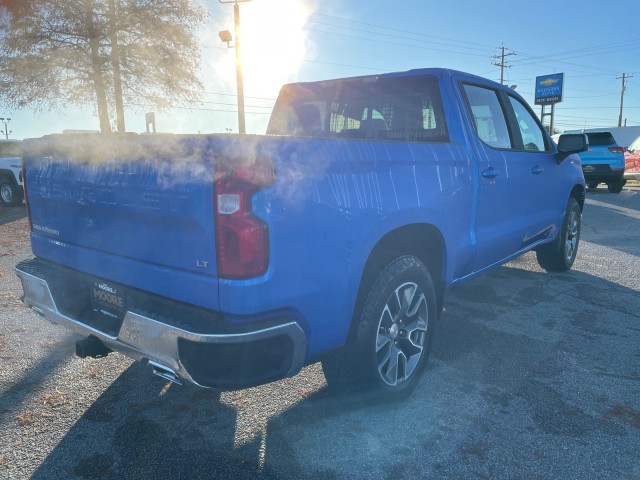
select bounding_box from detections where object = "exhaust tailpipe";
[148,360,182,385]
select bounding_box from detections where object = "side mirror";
[557,134,588,163]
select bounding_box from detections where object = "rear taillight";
[21,157,32,230]
[609,146,625,153]
[214,157,275,279]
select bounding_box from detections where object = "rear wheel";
[587,182,599,190]
[0,178,23,206]
[536,197,581,272]
[607,180,625,193]
[322,255,436,400]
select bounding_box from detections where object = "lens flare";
[240,0,314,97]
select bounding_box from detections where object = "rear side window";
[267,76,449,143]
[462,84,511,149]
[586,133,616,146]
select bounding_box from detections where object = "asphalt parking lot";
[1,185,639,480]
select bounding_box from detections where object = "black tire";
[587,182,599,190]
[322,255,436,400]
[607,180,625,193]
[536,197,581,272]
[0,177,23,206]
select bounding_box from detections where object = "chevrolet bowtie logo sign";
[539,78,559,87]
[535,73,564,105]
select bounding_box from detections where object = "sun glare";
[239,0,313,97]
[203,0,316,133]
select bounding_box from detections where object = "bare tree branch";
[0,0,206,133]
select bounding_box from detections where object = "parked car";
[578,131,626,193]
[624,135,640,181]
[0,139,24,206]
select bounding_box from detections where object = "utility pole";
[493,45,516,85]
[219,0,251,135]
[0,117,11,139]
[618,73,633,128]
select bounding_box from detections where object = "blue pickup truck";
[16,68,587,399]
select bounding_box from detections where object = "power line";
[556,106,640,110]
[310,12,498,50]
[510,39,640,75]
[305,27,493,58]
[198,100,272,108]
[125,103,271,115]
[183,8,640,129]
[307,19,495,55]
[204,6,638,104]
[202,91,276,101]
[204,4,640,78]
[514,39,640,63]
[307,59,392,72]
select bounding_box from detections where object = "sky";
[3,0,640,140]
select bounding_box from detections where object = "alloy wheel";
[375,282,428,386]
[564,207,580,262]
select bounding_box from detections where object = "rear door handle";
[481,168,499,179]
[531,166,543,175]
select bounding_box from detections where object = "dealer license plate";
[91,280,126,319]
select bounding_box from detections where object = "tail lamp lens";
[215,157,274,279]
[217,193,241,215]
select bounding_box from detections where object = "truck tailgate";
[23,134,218,307]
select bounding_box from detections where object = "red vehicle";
[625,135,640,181]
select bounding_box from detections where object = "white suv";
[0,139,23,206]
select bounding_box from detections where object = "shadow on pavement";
[30,362,278,480]
[28,264,640,479]
[0,204,26,226]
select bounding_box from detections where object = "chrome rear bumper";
[16,259,307,389]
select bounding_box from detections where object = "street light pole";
[0,117,11,140]
[219,0,251,134]
[233,1,245,134]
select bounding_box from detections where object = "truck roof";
[281,67,501,91]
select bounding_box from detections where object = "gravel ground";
[0,185,639,480]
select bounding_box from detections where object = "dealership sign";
[535,73,564,105]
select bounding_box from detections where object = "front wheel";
[322,255,436,400]
[536,197,581,272]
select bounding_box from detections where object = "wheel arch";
[352,223,447,335]
[570,184,585,212]
[0,169,18,185]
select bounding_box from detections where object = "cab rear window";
[267,76,449,143]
